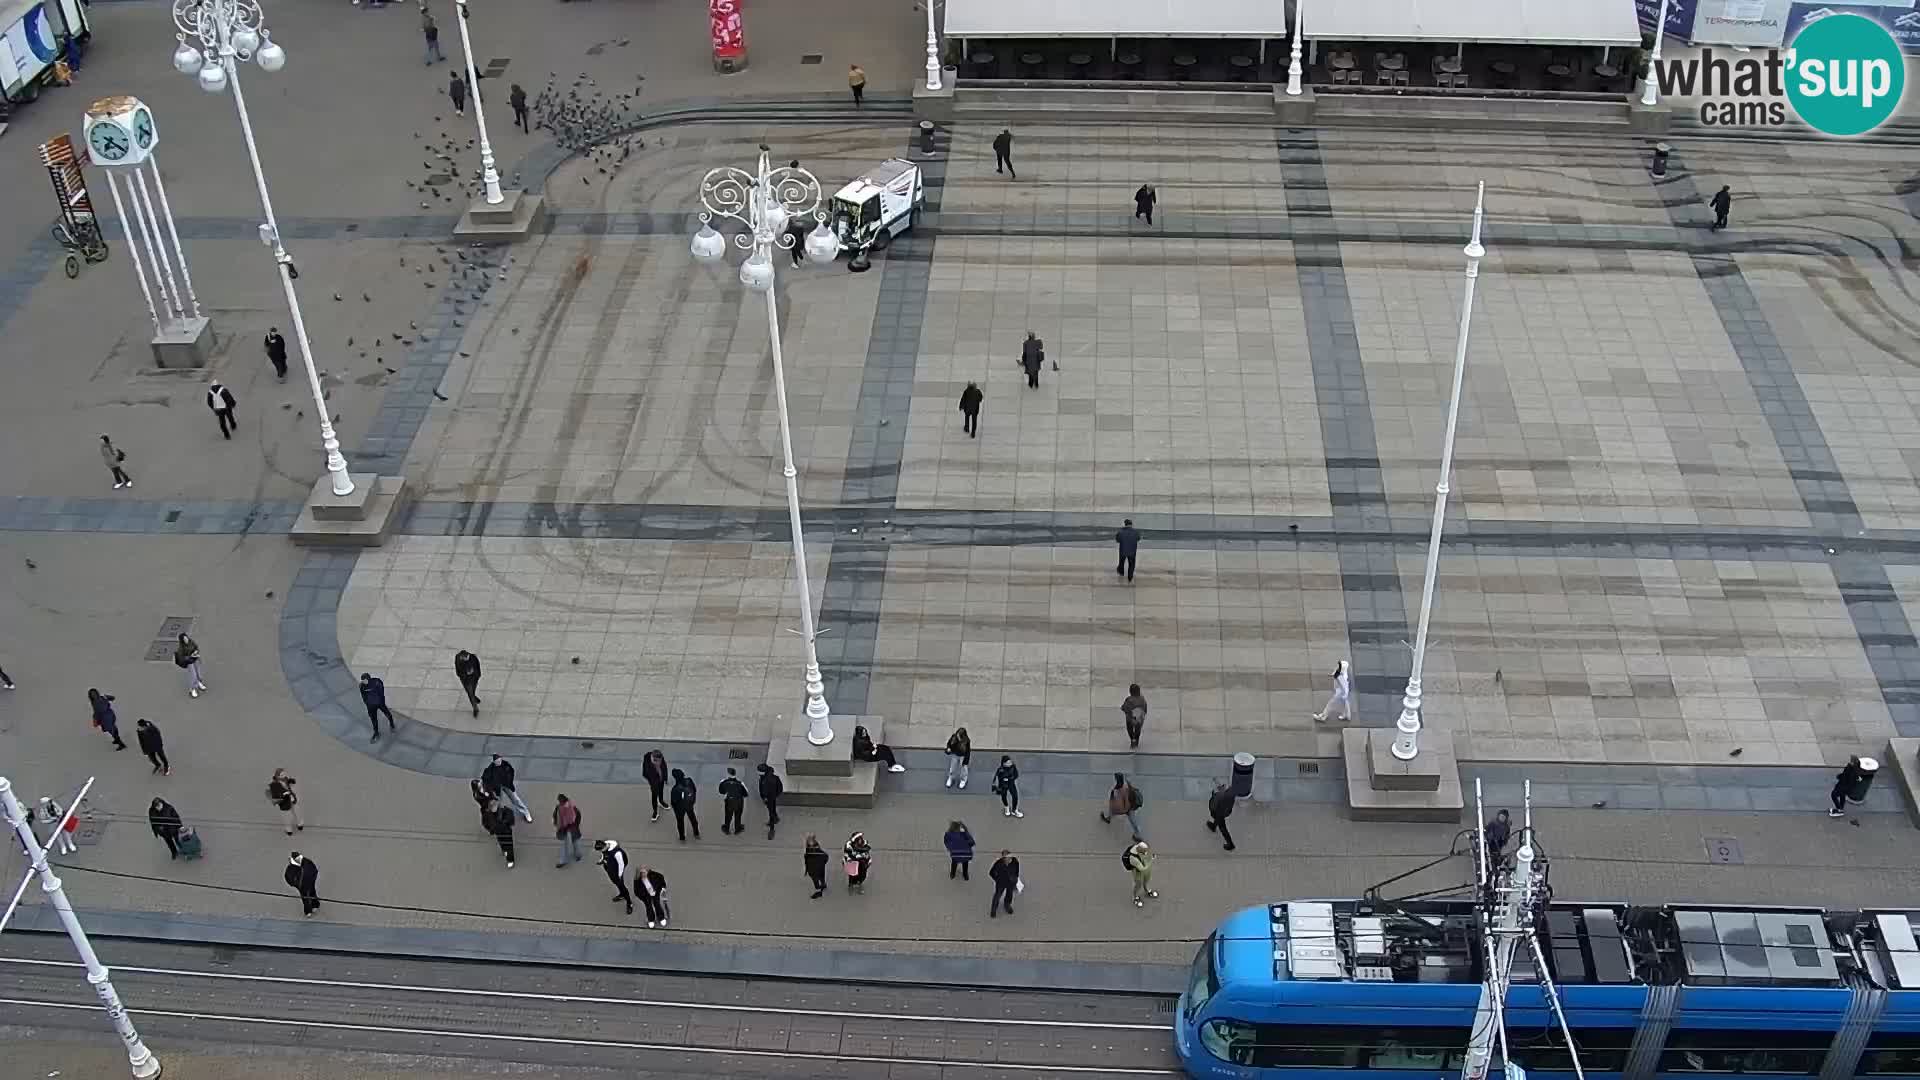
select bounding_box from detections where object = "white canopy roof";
[1306,0,1642,45]
[946,0,1291,39]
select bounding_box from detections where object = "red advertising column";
[710,0,747,73]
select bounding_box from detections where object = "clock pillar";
[84,95,214,368]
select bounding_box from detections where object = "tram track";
[0,938,1185,1077]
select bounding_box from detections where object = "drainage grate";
[164,509,181,523]
[1297,761,1319,775]
[800,54,823,65]
[148,617,193,661]
[142,641,174,662]
[484,58,510,75]
[729,747,750,759]
[1703,836,1743,864]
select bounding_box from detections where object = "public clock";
[87,119,132,162]
[132,106,156,151]
[82,95,157,166]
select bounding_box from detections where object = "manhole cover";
[157,616,194,638]
[800,54,823,65]
[1704,836,1742,864]
[143,641,174,662]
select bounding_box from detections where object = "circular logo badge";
[1786,13,1905,137]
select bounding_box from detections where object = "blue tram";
[1177,900,1920,1079]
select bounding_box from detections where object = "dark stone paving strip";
[1280,131,1410,719]
[0,234,59,337]
[1661,155,1920,737]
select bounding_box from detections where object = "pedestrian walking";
[992,755,1023,817]
[784,214,810,268]
[635,864,669,927]
[0,664,12,689]
[843,831,872,892]
[448,69,467,114]
[1205,779,1237,852]
[1124,839,1158,907]
[596,839,632,914]
[848,63,866,106]
[483,754,534,822]
[803,833,829,898]
[470,778,495,830]
[553,794,583,867]
[1484,808,1511,865]
[1312,659,1352,723]
[992,128,1016,178]
[267,768,304,834]
[1099,772,1145,840]
[669,768,701,841]
[642,749,669,821]
[207,380,238,440]
[1121,683,1148,748]
[488,799,517,868]
[943,820,975,880]
[958,382,983,438]
[37,797,78,856]
[718,767,748,835]
[285,852,321,917]
[510,83,529,132]
[135,718,170,774]
[148,797,183,859]
[757,763,783,839]
[1115,519,1140,581]
[1831,757,1871,817]
[853,724,905,772]
[87,688,125,750]
[1710,184,1732,231]
[1134,183,1157,225]
[989,849,1020,917]
[944,726,972,789]
[100,434,132,489]
[1020,331,1044,389]
[174,633,208,697]
[263,327,288,380]
[359,672,395,741]
[421,9,443,64]
[453,649,482,716]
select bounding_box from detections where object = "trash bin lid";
[1233,752,1256,767]
[1858,756,1880,772]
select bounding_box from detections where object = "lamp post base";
[1341,728,1464,822]
[289,473,412,547]
[452,188,546,243]
[150,315,215,370]
[768,712,888,808]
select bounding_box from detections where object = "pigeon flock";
[326,243,512,385]
[530,64,646,157]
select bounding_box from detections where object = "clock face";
[132,108,155,149]
[88,121,130,162]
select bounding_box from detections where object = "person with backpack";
[1206,779,1237,852]
[992,755,1023,818]
[944,726,972,789]
[1098,772,1144,840]
[642,749,669,822]
[174,633,208,698]
[1123,839,1158,907]
[989,849,1021,917]
[87,689,124,750]
[803,834,830,899]
[267,768,303,835]
[943,820,975,880]
[669,768,701,841]
[757,763,783,839]
[718,767,749,835]
[1121,684,1148,749]
[843,831,872,892]
[552,794,583,867]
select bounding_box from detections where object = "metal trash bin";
[1841,755,1880,803]
[919,120,936,155]
[1231,752,1256,799]
[1651,142,1671,177]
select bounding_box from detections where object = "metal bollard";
[1231,752,1256,799]
[919,120,936,155]
[1651,142,1671,177]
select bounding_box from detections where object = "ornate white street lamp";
[1641,0,1670,107]
[453,0,504,205]
[693,147,841,744]
[1393,181,1487,762]
[923,0,942,91]
[1286,0,1305,96]
[172,0,354,497]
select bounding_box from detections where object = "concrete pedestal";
[767,712,884,807]
[1273,85,1317,126]
[714,49,748,74]
[912,77,956,124]
[1882,738,1920,829]
[151,315,214,369]
[1342,728,1464,822]
[289,473,411,547]
[1628,99,1674,134]
[453,188,546,243]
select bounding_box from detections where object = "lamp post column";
[1391,181,1486,763]
[924,0,942,90]
[1640,0,1670,107]
[1286,0,1305,96]
[454,0,504,205]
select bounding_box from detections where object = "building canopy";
[945,0,1290,38]
[946,0,1641,44]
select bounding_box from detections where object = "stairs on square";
[1314,92,1632,134]
[954,83,1279,126]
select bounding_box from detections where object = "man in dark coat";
[359,672,394,741]
[1019,332,1044,390]
[718,767,749,835]
[596,839,632,914]
[149,797,183,858]
[285,852,320,916]
[453,650,482,716]
[989,849,1021,917]
[1134,184,1157,225]
[448,70,467,115]
[510,83,529,132]
[669,768,701,842]
[1710,185,1731,231]
[483,753,533,822]
[207,381,238,440]
[992,128,1015,178]
[757,763,783,839]
[784,214,811,268]
[1484,808,1511,867]
[1115,518,1141,581]
[1205,779,1237,852]
[136,718,170,774]
[488,801,517,867]
[634,864,669,928]
[264,327,288,380]
[958,382,983,437]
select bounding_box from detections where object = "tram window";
[1658,1029,1828,1075]
[1511,1027,1633,1072]
[1861,1032,1920,1075]
[1199,1021,1464,1070]
[1184,934,1218,1019]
